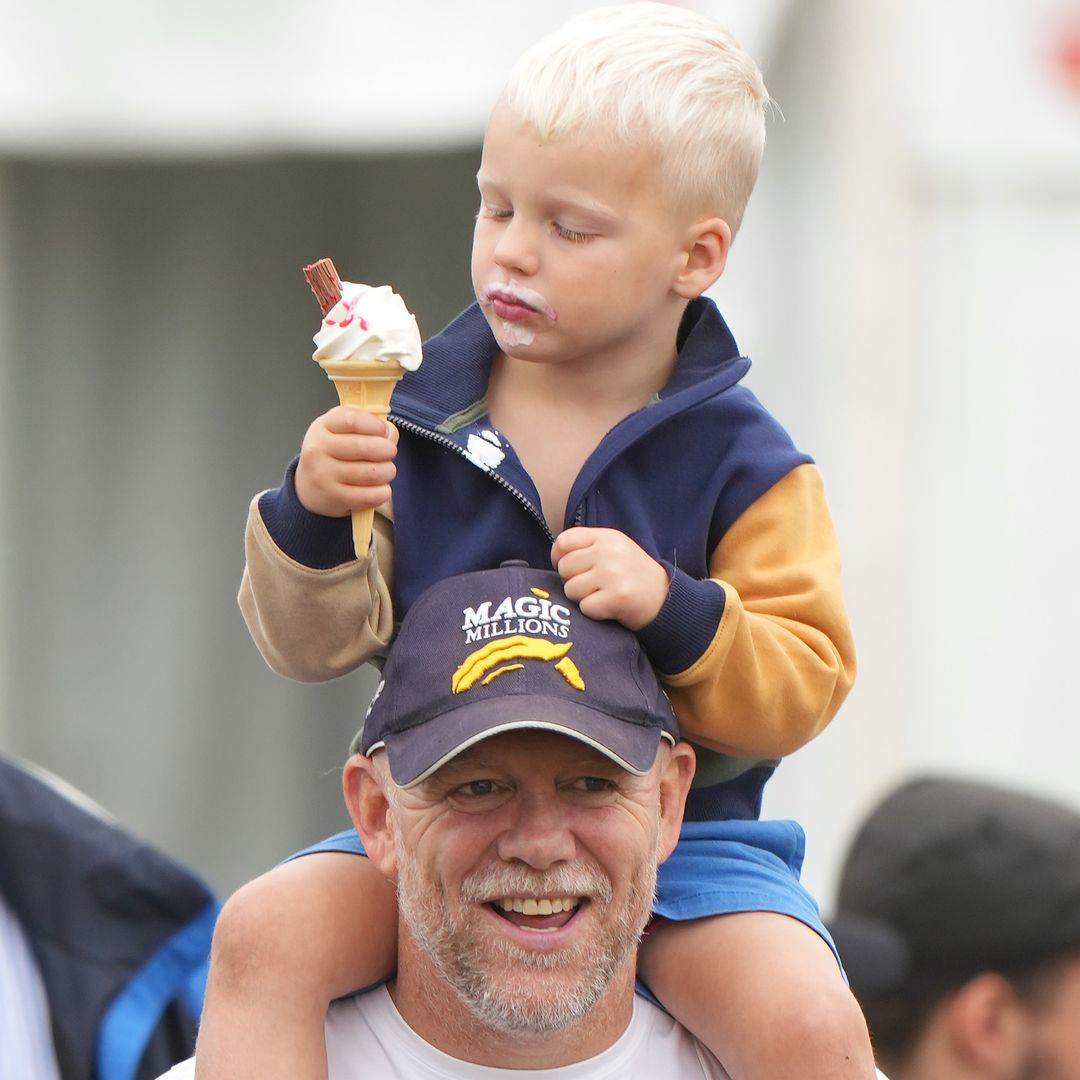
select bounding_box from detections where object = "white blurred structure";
[734,0,1080,903]
[1,0,1078,908]
[0,0,791,153]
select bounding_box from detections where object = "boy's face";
[471,105,693,374]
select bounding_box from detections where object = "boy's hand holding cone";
[302,258,423,559]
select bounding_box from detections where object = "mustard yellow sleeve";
[659,464,856,758]
[237,495,396,682]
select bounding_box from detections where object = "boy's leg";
[195,851,397,1080]
[638,911,876,1079]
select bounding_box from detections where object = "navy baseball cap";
[354,562,679,787]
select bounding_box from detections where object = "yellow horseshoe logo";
[452,636,584,693]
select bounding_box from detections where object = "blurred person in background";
[829,775,1080,1080]
[0,754,218,1080]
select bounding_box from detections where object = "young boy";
[208,4,870,1078]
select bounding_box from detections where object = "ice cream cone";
[318,357,406,559]
[305,267,422,558]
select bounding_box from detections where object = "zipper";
[391,415,556,541]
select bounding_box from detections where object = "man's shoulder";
[626,995,732,1078]
[324,986,431,1077]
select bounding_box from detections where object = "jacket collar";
[391,297,751,432]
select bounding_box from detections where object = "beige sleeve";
[237,495,396,682]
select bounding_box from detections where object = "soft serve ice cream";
[313,282,423,370]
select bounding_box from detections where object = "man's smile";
[464,871,598,942]
[496,896,580,915]
[489,895,586,934]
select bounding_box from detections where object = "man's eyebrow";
[430,755,500,779]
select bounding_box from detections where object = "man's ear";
[673,217,731,299]
[944,972,1031,1074]
[343,753,398,879]
[656,741,696,862]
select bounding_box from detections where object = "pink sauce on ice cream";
[313,282,423,370]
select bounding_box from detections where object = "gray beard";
[394,833,660,1035]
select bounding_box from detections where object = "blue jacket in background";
[0,755,219,1080]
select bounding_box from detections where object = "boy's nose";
[492,218,539,277]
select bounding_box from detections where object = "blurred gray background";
[2,0,1079,906]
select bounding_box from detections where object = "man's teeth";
[498,897,579,915]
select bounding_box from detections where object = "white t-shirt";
[159,985,730,1079]
[160,986,893,1079]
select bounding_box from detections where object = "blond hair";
[498,2,770,235]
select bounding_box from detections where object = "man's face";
[382,730,678,1034]
[470,104,695,377]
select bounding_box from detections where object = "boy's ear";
[343,753,398,879]
[673,217,731,299]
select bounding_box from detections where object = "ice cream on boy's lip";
[477,281,558,323]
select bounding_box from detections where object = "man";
[169,561,736,1077]
[829,776,1080,1080]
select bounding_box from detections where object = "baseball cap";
[354,562,679,787]
[829,776,1080,996]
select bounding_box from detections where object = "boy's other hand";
[551,527,669,631]
[295,406,399,518]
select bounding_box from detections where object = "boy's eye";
[478,204,512,221]
[554,223,592,243]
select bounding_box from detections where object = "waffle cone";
[318,357,406,559]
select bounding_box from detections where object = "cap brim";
[827,913,911,996]
[371,694,673,788]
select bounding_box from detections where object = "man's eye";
[456,779,498,797]
[574,776,614,793]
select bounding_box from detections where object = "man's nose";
[495,791,576,869]
[493,217,539,277]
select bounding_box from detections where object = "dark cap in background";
[829,775,1080,996]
